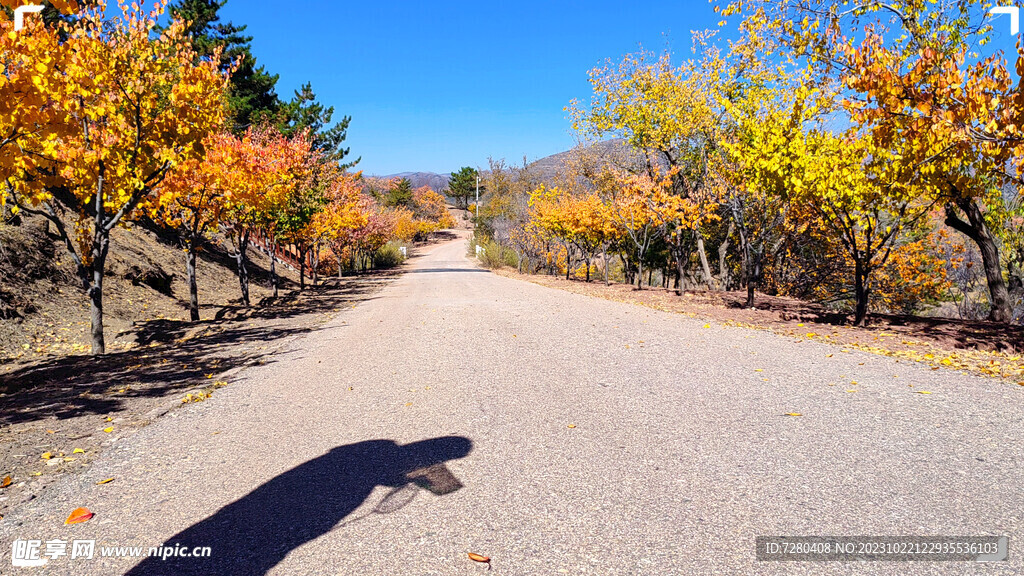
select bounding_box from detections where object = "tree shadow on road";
[0,275,398,426]
[125,436,473,576]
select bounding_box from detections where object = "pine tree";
[446,167,479,209]
[277,83,358,169]
[278,83,358,168]
[165,0,280,134]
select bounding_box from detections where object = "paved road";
[2,232,1022,575]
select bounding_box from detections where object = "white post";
[475,175,480,222]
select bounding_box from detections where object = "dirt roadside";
[495,268,1024,386]
[0,272,401,517]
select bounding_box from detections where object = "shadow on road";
[125,436,473,576]
[406,267,490,274]
[0,275,397,426]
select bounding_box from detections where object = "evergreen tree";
[446,166,479,209]
[165,0,280,134]
[384,178,414,208]
[277,83,358,169]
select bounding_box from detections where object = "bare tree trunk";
[718,222,734,290]
[602,249,610,286]
[671,245,688,296]
[186,241,200,322]
[619,254,632,286]
[312,245,319,286]
[696,234,713,290]
[854,258,869,327]
[299,246,307,291]
[270,238,279,298]
[234,230,251,307]
[89,178,108,355]
[89,247,107,355]
[945,200,1011,323]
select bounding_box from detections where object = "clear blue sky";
[213,0,726,176]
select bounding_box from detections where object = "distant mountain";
[378,171,450,191]
[526,139,635,183]
[376,140,634,194]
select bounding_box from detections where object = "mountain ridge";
[376,140,629,192]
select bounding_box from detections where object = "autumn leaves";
[495,1,1023,328]
[1,5,227,353]
[0,3,453,355]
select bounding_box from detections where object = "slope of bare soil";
[0,214,405,514]
[0,215,294,361]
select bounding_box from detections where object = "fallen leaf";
[567,424,576,429]
[916,391,932,395]
[1,476,11,488]
[103,427,114,433]
[702,324,711,329]
[785,413,802,417]
[41,452,52,460]
[467,552,490,563]
[104,417,113,422]
[73,448,85,454]
[65,507,94,525]
[31,472,41,476]
[46,429,56,434]
[754,368,764,372]
[96,478,114,485]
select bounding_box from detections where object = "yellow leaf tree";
[570,45,726,289]
[3,3,228,353]
[721,0,1024,321]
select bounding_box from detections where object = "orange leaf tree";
[308,170,367,280]
[149,131,244,321]
[2,3,228,353]
[222,125,312,302]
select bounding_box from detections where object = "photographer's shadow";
[126,436,473,575]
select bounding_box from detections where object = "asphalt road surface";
[2,232,1022,575]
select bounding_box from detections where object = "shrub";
[469,234,518,270]
[373,242,407,269]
